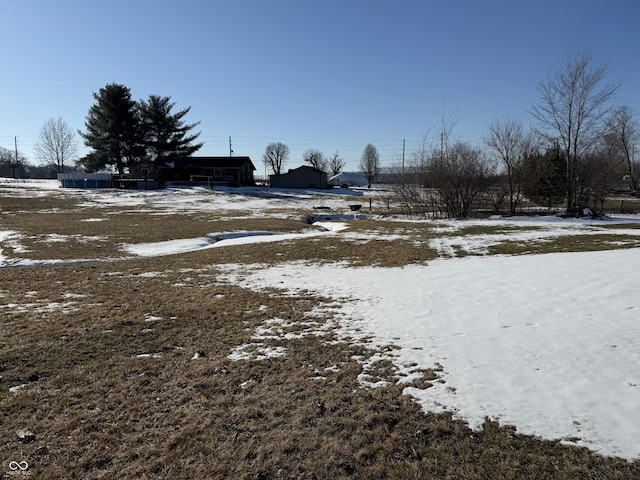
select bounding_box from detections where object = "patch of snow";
[62,293,87,299]
[136,271,165,278]
[228,343,286,361]
[313,221,349,232]
[135,353,162,359]
[233,248,640,461]
[40,233,104,243]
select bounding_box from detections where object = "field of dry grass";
[2,185,640,479]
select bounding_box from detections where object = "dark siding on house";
[157,156,256,186]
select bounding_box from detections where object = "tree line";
[261,142,380,188]
[0,83,204,177]
[79,83,203,174]
[389,50,638,217]
[2,50,637,216]
[263,51,637,215]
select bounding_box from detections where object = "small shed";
[269,166,328,189]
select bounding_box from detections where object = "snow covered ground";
[230,250,640,460]
[2,179,640,460]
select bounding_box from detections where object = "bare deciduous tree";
[608,106,639,195]
[0,147,15,177]
[263,142,289,175]
[0,146,29,178]
[327,152,345,176]
[578,147,621,214]
[0,146,12,164]
[302,149,326,171]
[531,50,619,213]
[484,118,534,215]
[359,143,379,188]
[34,117,79,174]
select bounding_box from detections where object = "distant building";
[154,156,255,186]
[133,156,256,187]
[269,165,328,189]
[59,156,256,189]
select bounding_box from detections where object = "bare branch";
[34,117,79,173]
[359,144,379,188]
[531,50,619,212]
[302,149,326,171]
[263,142,289,175]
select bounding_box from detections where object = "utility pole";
[229,136,233,157]
[14,136,19,179]
[402,138,405,186]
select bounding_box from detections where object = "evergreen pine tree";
[139,95,203,159]
[79,83,145,174]
[522,144,567,208]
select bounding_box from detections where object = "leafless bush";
[486,176,510,213]
[387,164,432,216]
[422,142,496,218]
[388,142,496,218]
[483,118,535,214]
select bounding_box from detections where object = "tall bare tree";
[483,118,534,214]
[531,50,619,213]
[34,117,79,174]
[263,142,289,175]
[302,149,326,171]
[608,106,639,195]
[359,143,379,188]
[327,151,345,176]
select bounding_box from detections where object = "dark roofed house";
[269,165,328,189]
[155,156,256,186]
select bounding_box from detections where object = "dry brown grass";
[2,185,640,479]
[487,233,640,256]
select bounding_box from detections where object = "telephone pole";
[14,137,19,179]
[229,136,233,157]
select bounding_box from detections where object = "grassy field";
[1,185,640,479]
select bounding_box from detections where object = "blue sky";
[1,0,639,172]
